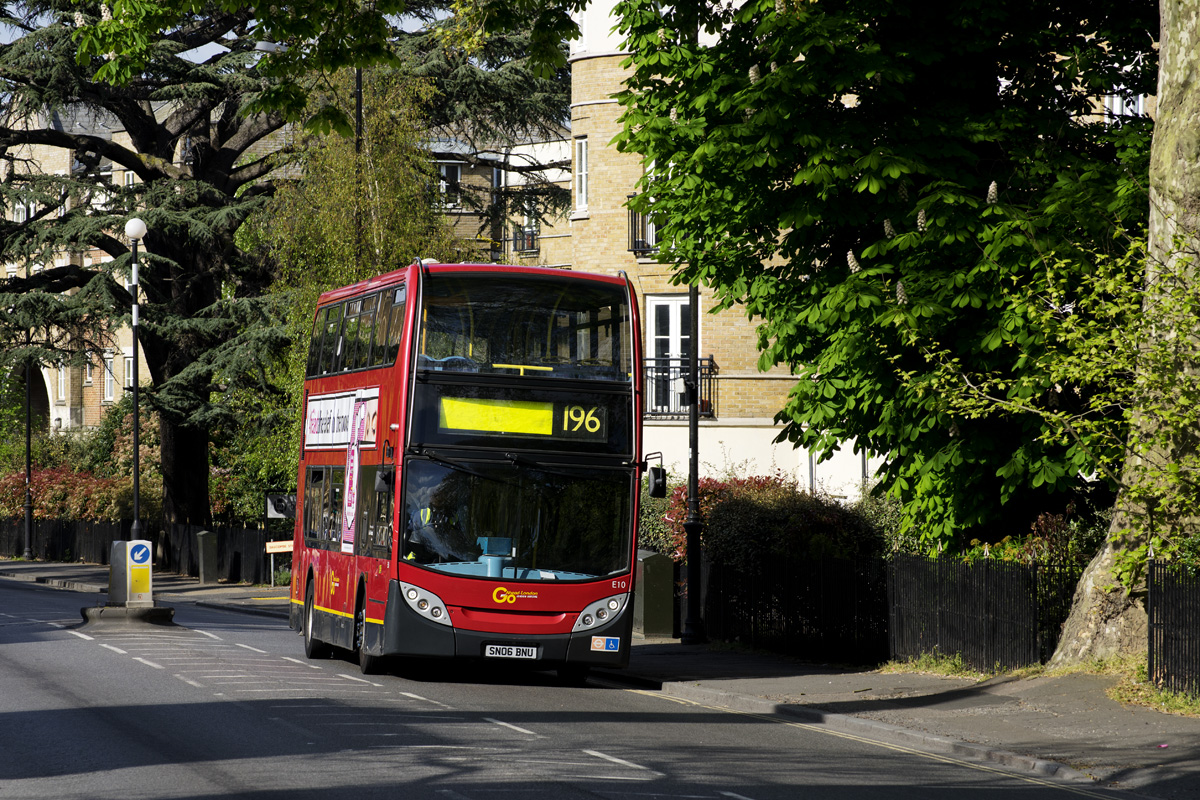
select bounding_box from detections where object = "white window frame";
[57,365,67,402]
[574,137,589,212]
[646,295,697,412]
[84,361,93,385]
[437,162,462,208]
[103,355,115,402]
[124,355,134,388]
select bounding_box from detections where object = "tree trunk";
[160,415,211,526]
[1051,0,1200,667]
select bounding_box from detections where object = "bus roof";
[315,263,628,308]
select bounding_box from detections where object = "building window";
[103,355,115,402]
[84,361,93,385]
[124,356,134,388]
[646,295,693,413]
[574,138,589,212]
[438,163,461,208]
[57,365,66,402]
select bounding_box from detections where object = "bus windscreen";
[402,458,633,582]
[418,274,631,381]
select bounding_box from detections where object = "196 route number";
[485,644,538,659]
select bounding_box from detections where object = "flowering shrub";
[0,466,162,521]
[657,472,885,569]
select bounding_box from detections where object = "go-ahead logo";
[493,587,539,604]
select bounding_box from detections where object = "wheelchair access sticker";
[590,637,620,652]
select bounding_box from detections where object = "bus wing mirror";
[375,466,395,494]
[647,465,667,498]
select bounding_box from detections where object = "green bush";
[659,472,887,570]
[637,480,677,557]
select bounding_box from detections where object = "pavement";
[2,558,1198,799]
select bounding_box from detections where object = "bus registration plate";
[485,644,539,660]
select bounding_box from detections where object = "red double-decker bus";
[289,262,645,678]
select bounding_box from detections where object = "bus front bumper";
[381,579,632,668]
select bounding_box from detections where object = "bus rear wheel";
[303,580,331,659]
[355,596,383,675]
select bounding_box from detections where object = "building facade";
[568,0,874,497]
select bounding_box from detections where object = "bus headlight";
[399,581,452,627]
[572,593,629,632]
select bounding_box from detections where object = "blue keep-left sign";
[130,543,151,565]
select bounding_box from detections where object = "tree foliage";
[612,0,1157,550]
[215,71,458,519]
[2,0,296,523]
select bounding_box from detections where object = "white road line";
[197,630,222,640]
[235,643,268,654]
[176,675,205,688]
[719,793,760,800]
[583,749,663,776]
[68,630,94,641]
[436,789,473,800]
[395,691,453,709]
[562,775,655,782]
[99,644,128,655]
[133,658,164,669]
[483,717,538,736]
[281,656,323,669]
[338,673,381,686]
[46,621,65,628]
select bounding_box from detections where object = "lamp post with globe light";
[124,217,147,541]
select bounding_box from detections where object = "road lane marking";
[133,657,164,669]
[583,749,663,776]
[720,793,760,800]
[176,675,205,688]
[282,656,323,669]
[338,673,382,686]
[395,691,454,709]
[236,643,268,653]
[99,644,128,654]
[197,630,222,640]
[483,717,538,736]
[68,630,93,640]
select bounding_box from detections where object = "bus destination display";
[438,396,607,443]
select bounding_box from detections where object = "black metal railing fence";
[705,555,889,664]
[887,555,1083,670]
[1,518,269,584]
[1149,559,1200,696]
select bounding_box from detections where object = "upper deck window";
[418,274,631,382]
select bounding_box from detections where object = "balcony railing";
[643,357,718,418]
[627,194,658,256]
[512,224,539,254]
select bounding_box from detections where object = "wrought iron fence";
[1,518,269,584]
[888,555,1082,670]
[643,356,718,418]
[704,556,889,664]
[1149,560,1200,696]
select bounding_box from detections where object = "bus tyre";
[303,580,331,659]
[356,596,383,675]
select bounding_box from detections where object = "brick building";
[568,0,874,497]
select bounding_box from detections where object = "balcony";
[643,357,718,419]
[512,224,539,255]
[627,194,658,256]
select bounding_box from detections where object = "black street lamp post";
[22,329,33,561]
[124,218,147,541]
[681,282,707,645]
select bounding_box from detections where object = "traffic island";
[79,539,175,628]
[80,604,176,627]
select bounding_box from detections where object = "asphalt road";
[0,579,1131,800]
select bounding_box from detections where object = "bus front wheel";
[303,579,331,659]
[355,594,383,675]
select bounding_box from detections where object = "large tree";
[2,0,295,524]
[610,0,1156,547]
